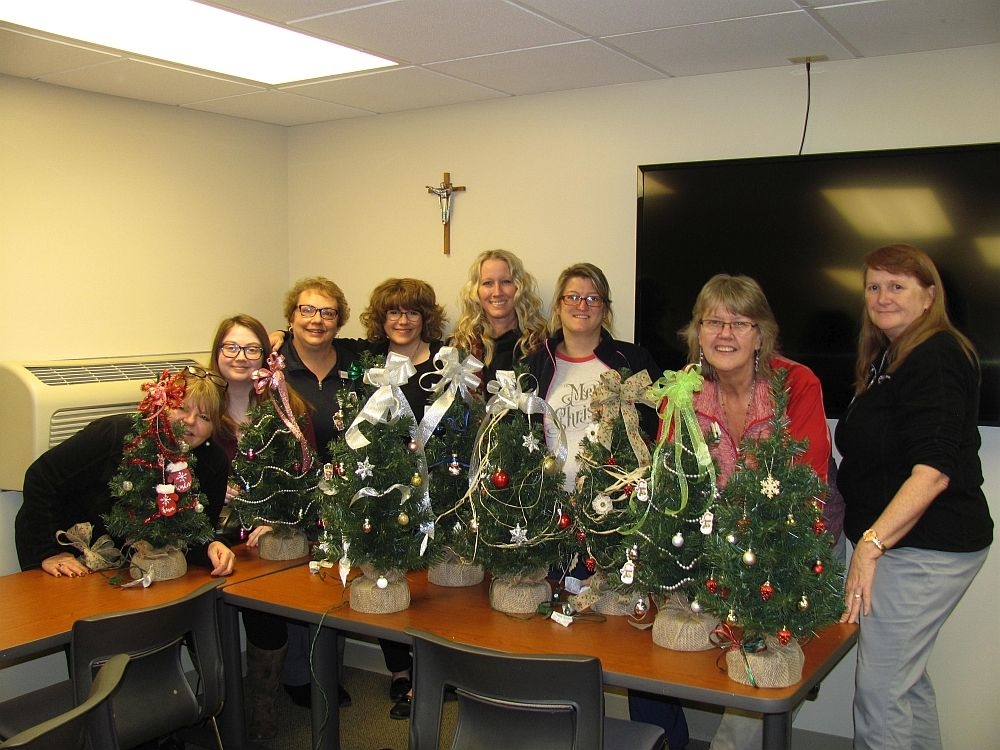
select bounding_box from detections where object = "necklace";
[718,380,755,442]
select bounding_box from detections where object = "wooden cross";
[427,172,466,255]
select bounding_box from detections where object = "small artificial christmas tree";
[564,368,657,612]
[104,370,214,577]
[230,353,319,558]
[696,370,844,685]
[315,352,436,596]
[453,370,570,612]
[417,348,487,583]
[629,367,717,595]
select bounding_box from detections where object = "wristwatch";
[862,527,885,551]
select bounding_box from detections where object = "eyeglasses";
[700,319,758,334]
[218,343,264,360]
[386,309,422,322]
[184,365,228,389]
[560,294,604,308]
[297,304,339,321]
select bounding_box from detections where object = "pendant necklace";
[719,380,755,443]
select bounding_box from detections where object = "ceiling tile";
[38,59,260,106]
[429,41,666,96]
[519,0,800,36]
[292,0,583,64]
[0,27,118,77]
[608,12,854,77]
[815,0,1000,57]
[185,88,371,126]
[285,66,507,113]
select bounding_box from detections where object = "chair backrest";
[70,580,224,750]
[0,654,130,750]
[407,628,606,750]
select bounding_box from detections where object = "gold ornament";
[410,472,423,487]
[397,512,410,526]
[542,455,559,475]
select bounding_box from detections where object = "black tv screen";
[636,143,1000,425]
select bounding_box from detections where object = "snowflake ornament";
[760,473,781,498]
[509,523,529,545]
[355,457,374,480]
[521,433,540,453]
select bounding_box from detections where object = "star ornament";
[510,523,529,545]
[522,433,540,453]
[760,474,781,498]
[355,457,374,480]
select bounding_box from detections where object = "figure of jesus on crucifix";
[427,172,465,255]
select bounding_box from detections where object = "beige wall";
[1,43,998,745]
[0,75,289,360]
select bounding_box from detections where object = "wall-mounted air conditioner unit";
[0,353,209,491]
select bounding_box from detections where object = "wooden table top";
[0,545,308,663]
[223,566,858,715]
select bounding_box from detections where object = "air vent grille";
[26,358,202,386]
[49,404,138,448]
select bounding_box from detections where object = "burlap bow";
[56,522,122,571]
[346,353,417,449]
[590,369,655,467]
[253,352,313,471]
[414,346,483,447]
[646,366,715,515]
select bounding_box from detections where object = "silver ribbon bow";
[414,346,483,447]
[346,352,417,450]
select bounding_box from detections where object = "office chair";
[0,581,225,750]
[407,628,665,750]
[0,653,129,750]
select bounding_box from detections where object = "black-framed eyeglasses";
[184,365,228,389]
[218,342,264,360]
[297,304,339,321]
[386,309,422,321]
[560,294,604,308]
[700,319,758,334]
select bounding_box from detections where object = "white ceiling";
[2,0,998,127]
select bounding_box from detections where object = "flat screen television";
[635,143,1000,425]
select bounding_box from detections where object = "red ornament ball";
[575,529,586,544]
[584,556,597,572]
[605,455,618,466]
[623,483,634,497]
[813,560,824,575]
[557,513,572,530]
[760,581,774,601]
[706,577,719,594]
[812,519,827,535]
[737,516,751,532]
[777,627,793,646]
[490,469,510,489]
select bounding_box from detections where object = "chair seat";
[0,683,73,741]
[605,716,665,750]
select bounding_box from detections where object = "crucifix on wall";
[426,172,465,255]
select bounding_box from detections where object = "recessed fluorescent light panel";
[0,0,396,85]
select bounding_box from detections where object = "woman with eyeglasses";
[206,313,321,739]
[449,249,547,388]
[523,262,690,747]
[15,368,235,577]
[672,274,837,750]
[357,277,448,721]
[836,245,991,750]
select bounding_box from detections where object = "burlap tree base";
[725,636,805,687]
[428,552,484,587]
[258,527,310,560]
[129,543,187,581]
[350,568,411,614]
[651,595,718,652]
[489,570,550,614]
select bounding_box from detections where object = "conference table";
[0,544,304,749]
[222,566,858,750]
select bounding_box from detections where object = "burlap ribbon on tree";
[350,566,411,614]
[651,592,719,651]
[590,369,655,467]
[252,352,313,471]
[489,568,550,614]
[129,541,187,581]
[647,366,715,516]
[56,522,122,571]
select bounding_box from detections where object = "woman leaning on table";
[836,244,992,750]
[15,368,235,577]
[449,248,547,386]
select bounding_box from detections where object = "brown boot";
[246,643,287,740]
